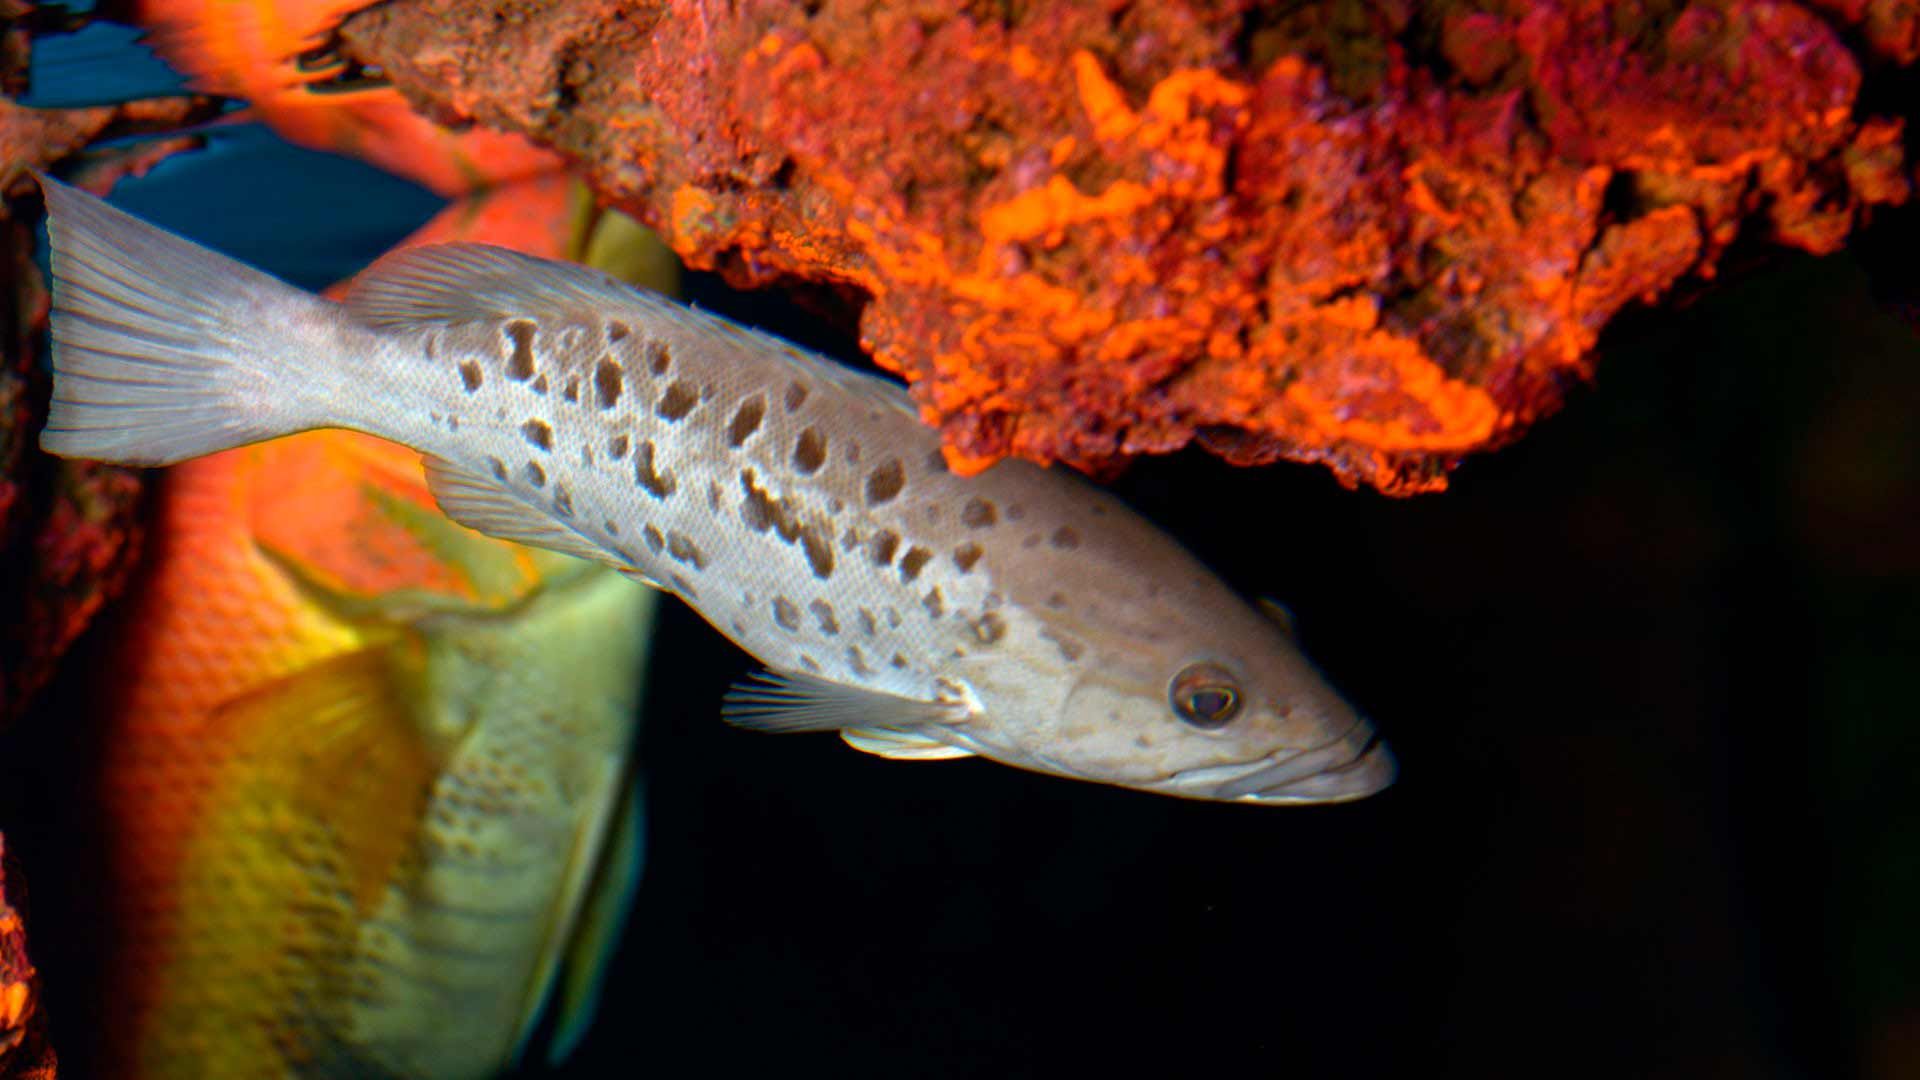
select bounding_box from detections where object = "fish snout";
[1189,722,1396,805]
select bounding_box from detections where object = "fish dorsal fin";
[422,455,610,566]
[721,668,966,733]
[1257,596,1297,640]
[345,242,689,329]
[346,242,920,420]
[841,726,977,760]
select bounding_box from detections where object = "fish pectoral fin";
[720,668,967,734]
[841,726,978,761]
[423,456,609,565]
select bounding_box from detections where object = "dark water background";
[6,17,1920,1080]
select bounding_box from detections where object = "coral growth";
[342,0,1911,491]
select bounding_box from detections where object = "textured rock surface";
[339,0,1912,491]
[0,837,54,1080]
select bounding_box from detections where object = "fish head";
[977,594,1395,806]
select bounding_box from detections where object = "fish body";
[37,173,1393,804]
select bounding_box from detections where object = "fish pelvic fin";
[35,172,339,466]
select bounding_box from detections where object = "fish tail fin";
[36,172,337,466]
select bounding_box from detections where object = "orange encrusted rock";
[337,0,1911,492]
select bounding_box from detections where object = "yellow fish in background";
[81,173,672,1079]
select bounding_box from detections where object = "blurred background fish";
[63,174,674,1080]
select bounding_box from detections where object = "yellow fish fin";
[544,772,645,1065]
[505,751,640,1067]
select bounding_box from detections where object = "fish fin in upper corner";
[343,240,687,329]
[721,668,968,735]
[422,456,610,565]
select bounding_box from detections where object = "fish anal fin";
[423,456,608,565]
[721,668,966,734]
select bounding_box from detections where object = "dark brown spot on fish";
[798,653,821,674]
[608,433,630,459]
[921,587,944,619]
[524,460,547,488]
[605,518,621,535]
[635,440,677,498]
[846,644,874,675]
[1040,628,1085,662]
[531,373,549,395]
[671,573,697,598]
[784,381,809,412]
[646,340,671,375]
[773,597,800,631]
[886,608,902,628]
[666,531,705,569]
[522,419,554,451]
[890,652,908,669]
[594,357,623,408]
[739,468,833,579]
[1050,526,1080,549]
[858,608,877,636]
[899,546,931,582]
[1090,502,1109,517]
[708,480,724,512]
[843,440,862,464]
[657,380,698,421]
[487,456,508,481]
[952,542,982,573]
[925,450,949,473]
[961,498,997,528]
[865,459,904,505]
[869,530,899,565]
[727,396,766,447]
[1047,592,1068,609]
[505,320,536,379]
[564,378,581,403]
[971,612,1008,645]
[642,525,664,553]
[792,427,827,474]
[553,484,573,517]
[809,599,839,635]
[458,360,483,392]
[802,530,834,579]
[608,321,630,342]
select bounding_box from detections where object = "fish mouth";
[1170,727,1397,805]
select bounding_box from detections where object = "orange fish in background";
[129,0,561,194]
[82,173,678,1079]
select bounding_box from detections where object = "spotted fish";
[34,173,1393,805]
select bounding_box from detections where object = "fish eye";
[1169,663,1242,729]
